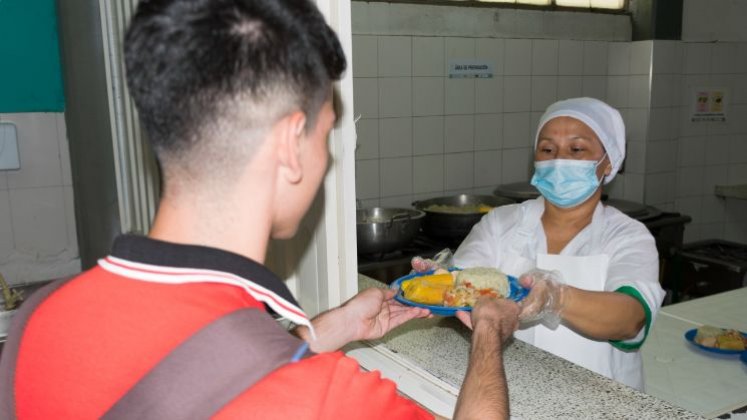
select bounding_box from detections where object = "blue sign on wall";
[0,0,65,113]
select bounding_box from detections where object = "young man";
[0,0,520,418]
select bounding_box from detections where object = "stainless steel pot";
[356,207,425,255]
[412,194,515,242]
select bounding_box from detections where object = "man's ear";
[276,111,307,184]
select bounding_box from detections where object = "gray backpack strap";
[0,277,76,420]
[103,308,312,420]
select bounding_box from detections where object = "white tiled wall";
[660,40,747,243]
[353,34,665,209]
[355,34,624,209]
[0,113,81,285]
[352,3,747,245]
[605,37,747,244]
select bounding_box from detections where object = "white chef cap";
[534,97,625,184]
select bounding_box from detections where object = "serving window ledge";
[351,274,701,419]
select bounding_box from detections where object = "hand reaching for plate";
[344,287,431,342]
[297,287,431,353]
[456,297,520,342]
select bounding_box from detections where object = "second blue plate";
[683,328,747,355]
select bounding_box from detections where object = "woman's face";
[535,116,611,179]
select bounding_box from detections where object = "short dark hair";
[124,0,346,178]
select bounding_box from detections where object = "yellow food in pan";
[423,204,494,214]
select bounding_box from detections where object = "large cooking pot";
[356,207,425,255]
[412,194,515,242]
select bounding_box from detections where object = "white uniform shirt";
[454,197,666,389]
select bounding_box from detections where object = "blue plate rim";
[390,268,528,316]
[683,328,747,355]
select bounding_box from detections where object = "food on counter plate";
[694,325,747,351]
[424,204,493,214]
[401,267,509,307]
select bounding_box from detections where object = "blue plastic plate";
[390,269,528,316]
[684,328,747,355]
[741,351,747,366]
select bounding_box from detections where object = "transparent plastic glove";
[518,269,566,329]
[410,248,454,274]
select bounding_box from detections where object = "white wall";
[352,1,747,245]
[605,41,655,204]
[664,41,747,242]
[651,0,747,242]
[352,3,641,209]
[682,0,747,42]
[0,113,80,285]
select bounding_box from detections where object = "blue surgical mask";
[530,155,607,208]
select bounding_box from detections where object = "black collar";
[110,234,301,310]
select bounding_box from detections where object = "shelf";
[714,184,747,200]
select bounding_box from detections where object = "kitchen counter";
[354,274,700,419]
[642,288,747,419]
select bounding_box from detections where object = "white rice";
[455,267,509,297]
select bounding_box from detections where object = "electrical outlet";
[0,122,20,170]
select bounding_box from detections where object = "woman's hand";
[410,248,454,273]
[518,271,647,340]
[518,269,567,328]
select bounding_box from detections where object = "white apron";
[498,211,644,390]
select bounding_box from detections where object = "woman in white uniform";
[453,97,665,390]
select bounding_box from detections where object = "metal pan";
[356,207,425,255]
[412,194,515,242]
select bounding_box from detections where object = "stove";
[681,240,747,267]
[674,240,747,300]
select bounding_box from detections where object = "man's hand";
[456,297,520,341]
[343,287,431,342]
[296,287,430,353]
[453,297,519,420]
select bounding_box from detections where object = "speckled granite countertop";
[359,274,702,420]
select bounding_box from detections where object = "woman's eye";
[571,147,584,153]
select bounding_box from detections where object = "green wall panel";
[0,0,65,112]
